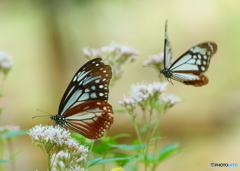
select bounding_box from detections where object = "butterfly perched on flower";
[51,58,114,139]
[160,21,217,86]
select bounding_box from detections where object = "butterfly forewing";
[169,42,217,72]
[160,21,217,86]
[51,58,114,139]
[58,58,112,115]
[164,20,173,69]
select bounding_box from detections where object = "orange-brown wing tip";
[183,75,209,87]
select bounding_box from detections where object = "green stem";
[0,75,7,95]
[0,134,5,171]
[6,139,14,171]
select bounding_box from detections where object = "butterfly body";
[160,21,217,86]
[51,58,114,139]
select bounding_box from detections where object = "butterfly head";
[50,115,66,126]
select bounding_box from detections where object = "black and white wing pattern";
[160,20,217,86]
[51,58,114,139]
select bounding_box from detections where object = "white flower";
[0,51,13,72]
[147,82,168,94]
[28,125,70,145]
[160,94,181,105]
[29,125,88,171]
[143,53,164,65]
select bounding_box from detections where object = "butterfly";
[160,21,217,86]
[50,58,114,139]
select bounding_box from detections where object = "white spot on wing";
[90,93,97,98]
[196,59,201,65]
[190,46,207,55]
[83,76,101,85]
[91,86,96,90]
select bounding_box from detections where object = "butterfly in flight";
[50,58,114,139]
[160,21,217,86]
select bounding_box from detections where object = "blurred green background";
[1,0,240,170]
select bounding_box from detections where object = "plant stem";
[0,134,5,171]
[7,139,14,171]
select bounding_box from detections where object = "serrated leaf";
[157,143,180,163]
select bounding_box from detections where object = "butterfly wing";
[161,20,217,86]
[163,20,173,69]
[54,58,113,139]
[169,42,217,86]
[58,58,112,115]
[63,100,113,139]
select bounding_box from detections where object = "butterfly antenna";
[165,20,168,32]
[32,109,52,119]
[142,65,156,69]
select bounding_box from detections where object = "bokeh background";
[1,0,240,170]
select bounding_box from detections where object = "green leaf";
[0,159,11,163]
[86,157,102,167]
[137,153,154,163]
[113,153,138,166]
[140,120,157,133]
[153,102,163,110]
[114,108,127,113]
[151,136,162,140]
[157,143,180,163]
[70,133,93,147]
[110,144,146,152]
[91,141,112,155]
[87,157,130,168]
[3,130,28,138]
[91,134,131,155]
[110,134,131,140]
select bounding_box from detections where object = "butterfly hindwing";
[160,21,217,86]
[63,100,114,139]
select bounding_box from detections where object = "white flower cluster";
[0,124,20,133]
[28,125,89,170]
[143,53,164,65]
[51,151,87,171]
[143,52,164,71]
[0,52,13,74]
[29,125,71,146]
[119,82,180,111]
